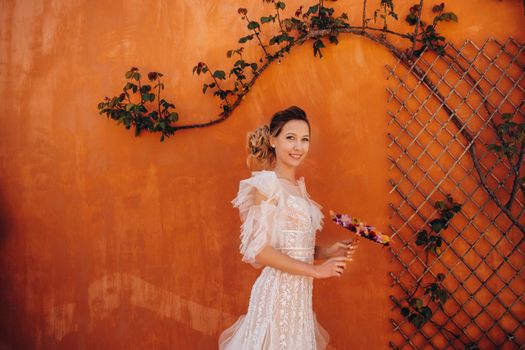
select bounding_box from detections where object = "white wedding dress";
[218,170,330,350]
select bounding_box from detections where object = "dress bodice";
[274,177,318,263]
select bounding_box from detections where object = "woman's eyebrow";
[286,132,310,137]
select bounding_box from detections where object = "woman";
[218,106,359,349]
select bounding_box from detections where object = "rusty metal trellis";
[386,38,525,349]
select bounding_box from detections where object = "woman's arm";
[255,246,318,277]
[315,239,359,260]
[255,245,350,279]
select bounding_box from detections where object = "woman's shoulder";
[232,170,281,210]
[247,169,277,181]
[239,170,279,195]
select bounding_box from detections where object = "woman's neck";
[272,164,296,183]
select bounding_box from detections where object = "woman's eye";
[303,138,310,142]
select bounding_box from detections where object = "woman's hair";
[245,105,310,170]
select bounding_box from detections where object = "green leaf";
[434,200,446,210]
[487,144,502,152]
[440,12,458,22]
[276,1,285,10]
[307,4,319,15]
[125,104,135,112]
[405,13,418,25]
[247,21,260,30]
[421,306,432,319]
[261,16,274,23]
[313,38,325,58]
[124,82,135,91]
[203,83,209,94]
[213,70,226,80]
[239,34,254,44]
[430,219,443,233]
[320,6,335,17]
[233,59,245,68]
[148,111,159,121]
[411,315,424,328]
[415,230,428,246]
[400,307,410,317]
[168,112,178,122]
[140,85,152,93]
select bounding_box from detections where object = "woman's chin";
[285,159,303,167]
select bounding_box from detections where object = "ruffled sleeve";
[231,171,281,269]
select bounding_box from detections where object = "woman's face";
[270,119,310,168]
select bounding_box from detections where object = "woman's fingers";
[332,256,351,262]
[334,267,344,277]
[337,242,350,251]
[329,257,352,277]
[335,261,346,269]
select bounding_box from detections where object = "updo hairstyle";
[245,105,310,170]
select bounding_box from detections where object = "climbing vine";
[395,195,471,346]
[97,68,178,141]
[97,0,458,140]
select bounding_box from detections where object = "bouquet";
[329,210,391,246]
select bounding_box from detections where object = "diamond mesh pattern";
[386,38,525,349]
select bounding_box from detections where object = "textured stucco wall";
[0,0,523,349]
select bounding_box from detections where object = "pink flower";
[329,210,391,246]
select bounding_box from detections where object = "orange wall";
[0,1,523,349]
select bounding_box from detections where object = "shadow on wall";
[42,273,236,348]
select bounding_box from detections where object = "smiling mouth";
[290,153,302,159]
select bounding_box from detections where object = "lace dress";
[218,170,330,350]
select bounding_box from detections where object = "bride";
[218,106,359,349]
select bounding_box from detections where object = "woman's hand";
[325,238,359,259]
[312,256,352,279]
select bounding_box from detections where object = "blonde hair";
[245,106,310,170]
[245,124,276,170]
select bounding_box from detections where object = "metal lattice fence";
[386,38,525,349]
